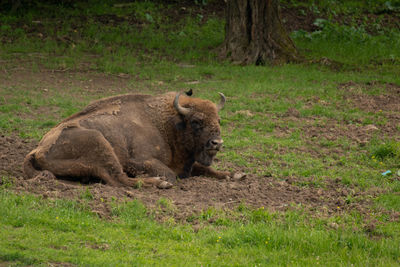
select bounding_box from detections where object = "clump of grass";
[157,197,175,211]
[375,194,400,211]
[133,180,143,189]
[0,175,14,189]
[371,141,400,161]
[80,187,94,201]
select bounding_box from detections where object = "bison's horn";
[174,92,190,116]
[217,92,226,111]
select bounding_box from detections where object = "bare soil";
[0,133,381,222]
[340,81,400,113]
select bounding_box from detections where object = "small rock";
[228,183,239,190]
[232,172,246,181]
[329,222,339,229]
[157,181,173,189]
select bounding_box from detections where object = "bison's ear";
[185,89,193,96]
[172,115,186,131]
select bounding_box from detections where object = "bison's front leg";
[191,162,230,180]
[127,158,177,184]
[191,162,247,181]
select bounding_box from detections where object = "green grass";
[1,0,400,266]
[0,1,224,72]
[1,191,399,266]
[0,86,88,138]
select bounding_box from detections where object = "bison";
[24,91,241,189]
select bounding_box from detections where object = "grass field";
[1,0,400,266]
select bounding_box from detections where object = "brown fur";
[23,92,231,188]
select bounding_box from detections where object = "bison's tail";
[23,150,40,179]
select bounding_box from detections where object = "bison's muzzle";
[207,138,223,154]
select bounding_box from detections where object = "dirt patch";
[13,170,380,221]
[272,82,400,151]
[0,69,135,96]
[339,81,400,140]
[272,115,397,159]
[301,119,385,145]
[340,81,400,112]
[0,134,387,223]
[0,135,36,178]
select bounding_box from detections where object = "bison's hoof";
[232,172,246,181]
[157,181,173,189]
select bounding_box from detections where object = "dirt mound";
[1,134,380,222]
[14,170,375,221]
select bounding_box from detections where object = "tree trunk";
[220,0,300,65]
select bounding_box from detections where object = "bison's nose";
[208,138,223,150]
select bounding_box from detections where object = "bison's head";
[174,92,225,166]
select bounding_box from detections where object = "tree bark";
[220,0,300,65]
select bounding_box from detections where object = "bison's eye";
[191,119,202,131]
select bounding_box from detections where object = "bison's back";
[61,94,152,124]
